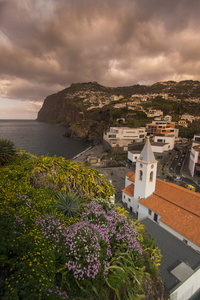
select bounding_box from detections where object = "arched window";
[139,170,143,181]
[150,171,153,182]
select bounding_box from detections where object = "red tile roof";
[124,172,200,247]
[126,172,135,183]
[122,183,134,197]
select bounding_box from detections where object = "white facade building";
[103,127,146,151]
[181,114,195,123]
[153,135,175,150]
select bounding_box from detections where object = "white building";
[153,135,175,150]
[122,137,200,299]
[103,127,146,152]
[189,134,200,176]
[111,95,124,101]
[181,114,195,123]
[163,115,172,122]
[147,109,163,118]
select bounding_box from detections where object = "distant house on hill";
[178,119,188,127]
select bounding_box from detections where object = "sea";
[0,120,90,160]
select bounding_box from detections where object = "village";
[73,115,200,300]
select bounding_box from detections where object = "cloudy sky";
[1,0,200,119]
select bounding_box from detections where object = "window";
[150,171,153,182]
[154,213,158,222]
[128,198,131,202]
[139,170,143,181]
[148,209,152,216]
[124,195,125,199]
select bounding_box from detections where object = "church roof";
[123,172,200,247]
[139,137,155,162]
[122,183,134,197]
[139,179,200,247]
[126,172,135,183]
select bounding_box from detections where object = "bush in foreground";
[0,152,167,299]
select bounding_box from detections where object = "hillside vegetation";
[37,80,200,142]
[0,143,168,299]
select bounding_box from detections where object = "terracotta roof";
[123,172,200,247]
[122,184,134,197]
[126,172,135,183]
[139,179,200,246]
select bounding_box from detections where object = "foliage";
[26,155,115,200]
[0,153,163,299]
[177,126,195,139]
[0,139,16,166]
[54,191,81,218]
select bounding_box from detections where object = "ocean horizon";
[0,119,90,160]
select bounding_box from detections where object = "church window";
[154,213,158,222]
[150,171,153,182]
[139,170,143,180]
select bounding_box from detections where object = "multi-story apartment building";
[103,127,146,152]
[146,121,179,138]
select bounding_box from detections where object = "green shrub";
[55,191,81,218]
[0,139,16,166]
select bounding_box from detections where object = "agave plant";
[55,191,81,218]
[0,139,16,166]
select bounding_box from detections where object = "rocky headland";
[37,80,200,143]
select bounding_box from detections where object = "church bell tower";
[134,137,157,200]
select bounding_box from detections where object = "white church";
[122,137,200,300]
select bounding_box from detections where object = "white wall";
[170,268,200,300]
[128,151,140,162]
[151,144,168,153]
[160,221,200,252]
[103,127,146,147]
[154,135,175,150]
[138,204,161,223]
[138,205,200,252]
[122,192,138,212]
[189,147,198,176]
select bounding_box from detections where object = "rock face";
[37,80,200,142]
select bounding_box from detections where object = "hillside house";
[178,120,188,127]
[181,114,195,123]
[147,109,163,118]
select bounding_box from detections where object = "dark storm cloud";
[1,0,200,104]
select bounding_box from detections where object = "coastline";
[71,145,93,160]
[72,144,104,162]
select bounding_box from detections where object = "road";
[169,142,200,193]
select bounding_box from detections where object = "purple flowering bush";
[34,199,145,299]
[81,200,143,255]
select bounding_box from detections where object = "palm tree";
[54,191,81,218]
[0,139,16,166]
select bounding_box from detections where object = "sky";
[1,0,200,119]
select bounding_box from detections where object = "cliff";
[37,80,200,142]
